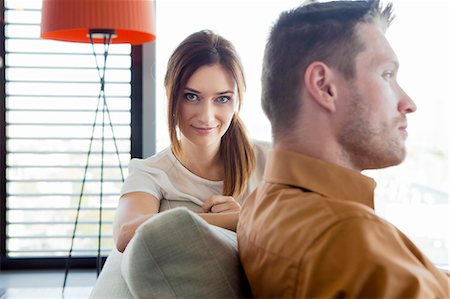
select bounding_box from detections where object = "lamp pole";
[39,0,156,291]
[63,29,126,290]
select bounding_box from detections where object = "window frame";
[0,1,152,269]
[1,0,7,270]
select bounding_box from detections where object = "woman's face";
[178,64,238,150]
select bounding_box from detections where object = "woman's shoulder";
[250,139,272,174]
[251,139,272,149]
[251,139,272,158]
[128,147,176,172]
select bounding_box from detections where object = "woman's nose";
[198,100,215,123]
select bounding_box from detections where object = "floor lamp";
[40,0,156,290]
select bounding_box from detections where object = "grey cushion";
[121,207,251,299]
[89,247,133,298]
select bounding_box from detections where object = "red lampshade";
[40,0,156,44]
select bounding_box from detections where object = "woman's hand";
[201,195,240,213]
[115,217,146,253]
[198,196,240,231]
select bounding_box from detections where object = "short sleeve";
[120,158,163,200]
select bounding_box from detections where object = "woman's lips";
[192,125,217,134]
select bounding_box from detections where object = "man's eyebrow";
[390,60,399,69]
[382,57,399,69]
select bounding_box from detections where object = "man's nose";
[398,86,417,114]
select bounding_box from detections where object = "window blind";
[3,0,131,260]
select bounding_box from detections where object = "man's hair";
[262,0,394,138]
[164,30,256,198]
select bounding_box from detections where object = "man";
[237,0,450,298]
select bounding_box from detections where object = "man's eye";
[216,96,231,104]
[383,71,394,80]
[185,93,198,102]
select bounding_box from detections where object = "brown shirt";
[238,150,450,298]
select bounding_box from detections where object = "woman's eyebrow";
[217,90,234,95]
[184,87,235,95]
[184,87,201,94]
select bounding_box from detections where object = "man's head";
[262,0,416,170]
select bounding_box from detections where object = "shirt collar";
[263,149,377,209]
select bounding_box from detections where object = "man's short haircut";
[262,0,394,139]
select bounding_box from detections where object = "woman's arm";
[113,191,160,252]
[197,212,240,231]
[198,195,241,231]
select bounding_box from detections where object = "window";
[155,0,449,269]
[1,0,144,268]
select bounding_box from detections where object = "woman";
[113,30,268,252]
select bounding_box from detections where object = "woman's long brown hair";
[164,30,255,198]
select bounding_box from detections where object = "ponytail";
[220,115,256,198]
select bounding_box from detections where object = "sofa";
[89,207,251,298]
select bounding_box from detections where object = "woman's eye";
[216,96,231,104]
[185,93,198,102]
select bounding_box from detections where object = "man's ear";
[304,61,338,113]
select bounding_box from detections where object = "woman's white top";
[120,141,270,210]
